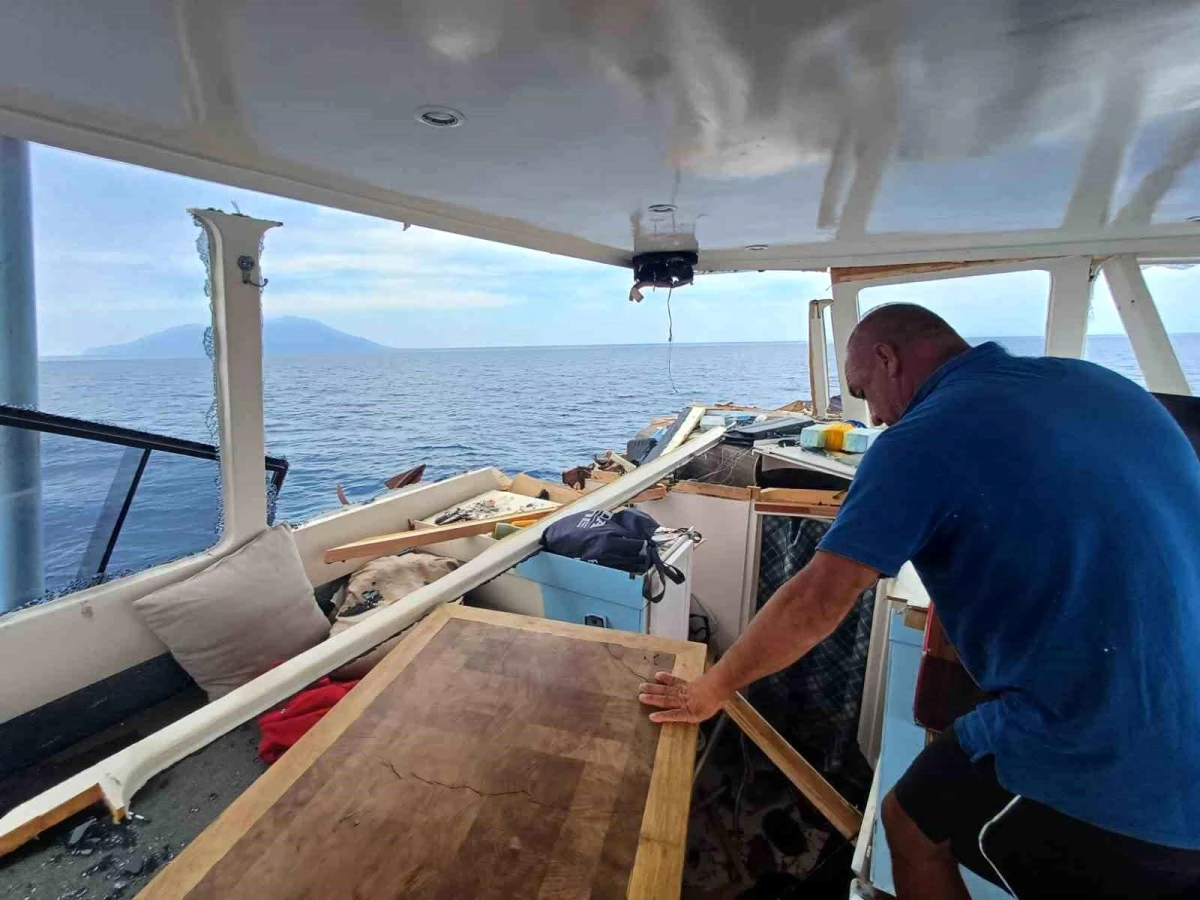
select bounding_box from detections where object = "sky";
[26,143,1200,357]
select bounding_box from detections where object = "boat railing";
[0,403,288,594]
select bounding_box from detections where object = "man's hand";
[637,671,729,724]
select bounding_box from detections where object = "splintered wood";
[139,605,706,900]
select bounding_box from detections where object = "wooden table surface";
[139,604,706,900]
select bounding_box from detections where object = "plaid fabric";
[750,516,875,777]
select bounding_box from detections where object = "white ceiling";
[2,0,1200,269]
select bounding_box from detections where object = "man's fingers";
[638,691,683,709]
[654,671,683,686]
[649,708,698,724]
[637,681,673,696]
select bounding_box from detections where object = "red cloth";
[257,677,359,764]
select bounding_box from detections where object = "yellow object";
[823,422,854,451]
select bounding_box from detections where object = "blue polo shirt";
[820,342,1200,848]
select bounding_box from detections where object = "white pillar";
[190,210,281,545]
[0,137,42,611]
[1103,255,1191,396]
[1043,256,1093,359]
[830,280,869,424]
[808,299,832,418]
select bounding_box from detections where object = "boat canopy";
[2,0,1199,270]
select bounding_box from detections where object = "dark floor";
[684,719,857,900]
[1,720,266,900]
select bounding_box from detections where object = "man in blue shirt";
[639,303,1200,897]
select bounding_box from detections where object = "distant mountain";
[82,317,396,358]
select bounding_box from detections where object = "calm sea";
[21,335,1200,598]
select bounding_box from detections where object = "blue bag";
[538,508,684,602]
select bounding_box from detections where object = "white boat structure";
[1,2,1199,897]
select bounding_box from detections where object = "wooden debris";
[323,507,558,564]
[384,464,426,490]
[335,484,349,506]
[0,428,729,861]
[605,450,636,473]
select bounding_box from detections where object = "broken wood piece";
[0,428,727,860]
[324,508,558,564]
[724,692,863,839]
[606,450,636,473]
[384,463,425,490]
[588,468,620,484]
[138,605,707,900]
[628,484,668,504]
[335,484,349,506]
[755,488,845,507]
[670,481,754,502]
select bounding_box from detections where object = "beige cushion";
[134,525,330,699]
[329,553,459,680]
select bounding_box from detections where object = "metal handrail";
[0,403,288,585]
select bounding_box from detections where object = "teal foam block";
[843,427,883,453]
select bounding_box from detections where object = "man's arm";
[638,550,880,723]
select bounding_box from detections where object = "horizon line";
[43,331,1198,360]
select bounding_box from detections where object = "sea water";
[21,335,1200,598]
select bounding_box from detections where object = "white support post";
[808,299,832,418]
[1043,256,1094,359]
[830,280,869,424]
[190,210,281,545]
[1103,255,1192,396]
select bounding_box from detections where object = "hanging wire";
[666,284,680,394]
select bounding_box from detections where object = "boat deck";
[1,704,266,900]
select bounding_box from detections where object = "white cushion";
[134,525,330,699]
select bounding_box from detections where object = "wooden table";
[139,604,706,900]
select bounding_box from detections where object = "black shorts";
[892,729,1200,898]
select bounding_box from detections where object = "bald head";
[844,303,970,426]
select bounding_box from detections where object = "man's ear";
[875,342,901,375]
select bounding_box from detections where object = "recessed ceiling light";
[745,244,769,251]
[648,204,676,214]
[416,106,464,128]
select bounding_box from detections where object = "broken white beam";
[0,426,726,857]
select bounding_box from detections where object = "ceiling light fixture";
[648,204,677,214]
[416,106,465,128]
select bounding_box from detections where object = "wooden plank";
[323,507,557,564]
[606,451,637,473]
[0,783,110,858]
[589,468,621,484]
[625,637,706,900]
[753,502,840,519]
[724,693,863,840]
[669,481,754,502]
[139,606,706,900]
[755,488,845,507]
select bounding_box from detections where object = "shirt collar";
[902,341,1007,418]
